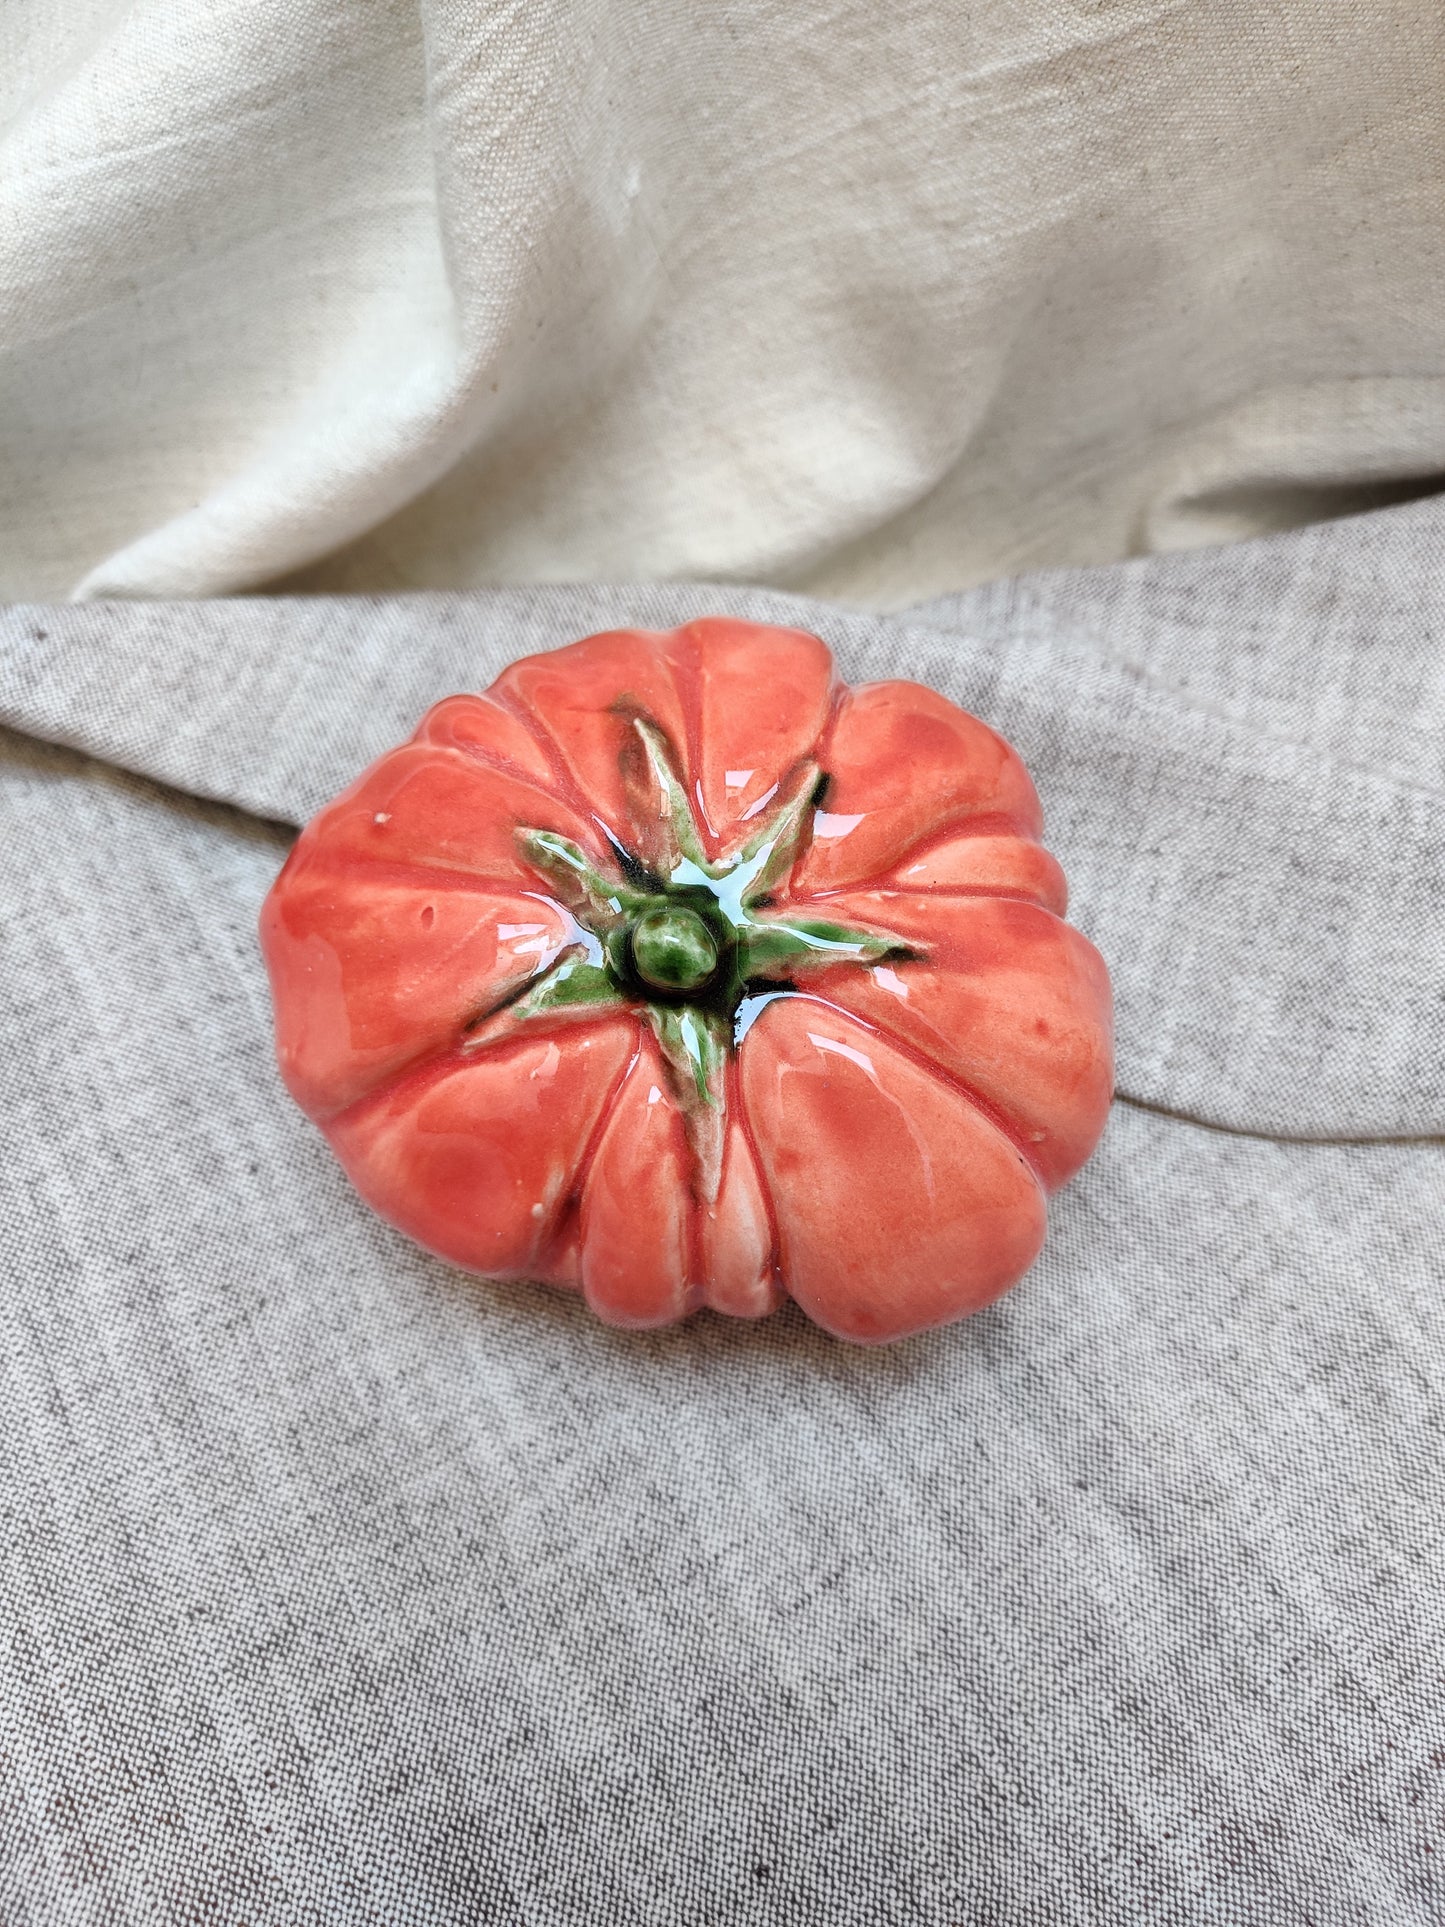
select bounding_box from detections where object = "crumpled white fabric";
[3,0,1444,605]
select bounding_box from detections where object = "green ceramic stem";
[629,904,721,994]
[507,713,917,1190]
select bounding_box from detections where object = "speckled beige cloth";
[1,499,1443,1923]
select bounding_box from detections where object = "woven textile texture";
[4,1,1445,603]
[1,497,1443,1923]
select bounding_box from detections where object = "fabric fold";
[3,498,1441,1141]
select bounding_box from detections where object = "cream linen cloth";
[3,0,1445,605]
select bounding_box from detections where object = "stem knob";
[629,905,720,995]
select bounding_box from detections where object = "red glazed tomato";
[260,618,1112,1343]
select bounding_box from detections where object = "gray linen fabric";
[2,500,1443,1925]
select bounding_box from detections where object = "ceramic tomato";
[260,618,1112,1343]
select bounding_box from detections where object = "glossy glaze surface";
[261,617,1113,1342]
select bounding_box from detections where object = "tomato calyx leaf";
[506,950,622,1020]
[515,830,653,930]
[503,714,920,1195]
[734,914,913,982]
[645,1003,729,1199]
[629,716,712,876]
[728,760,828,901]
